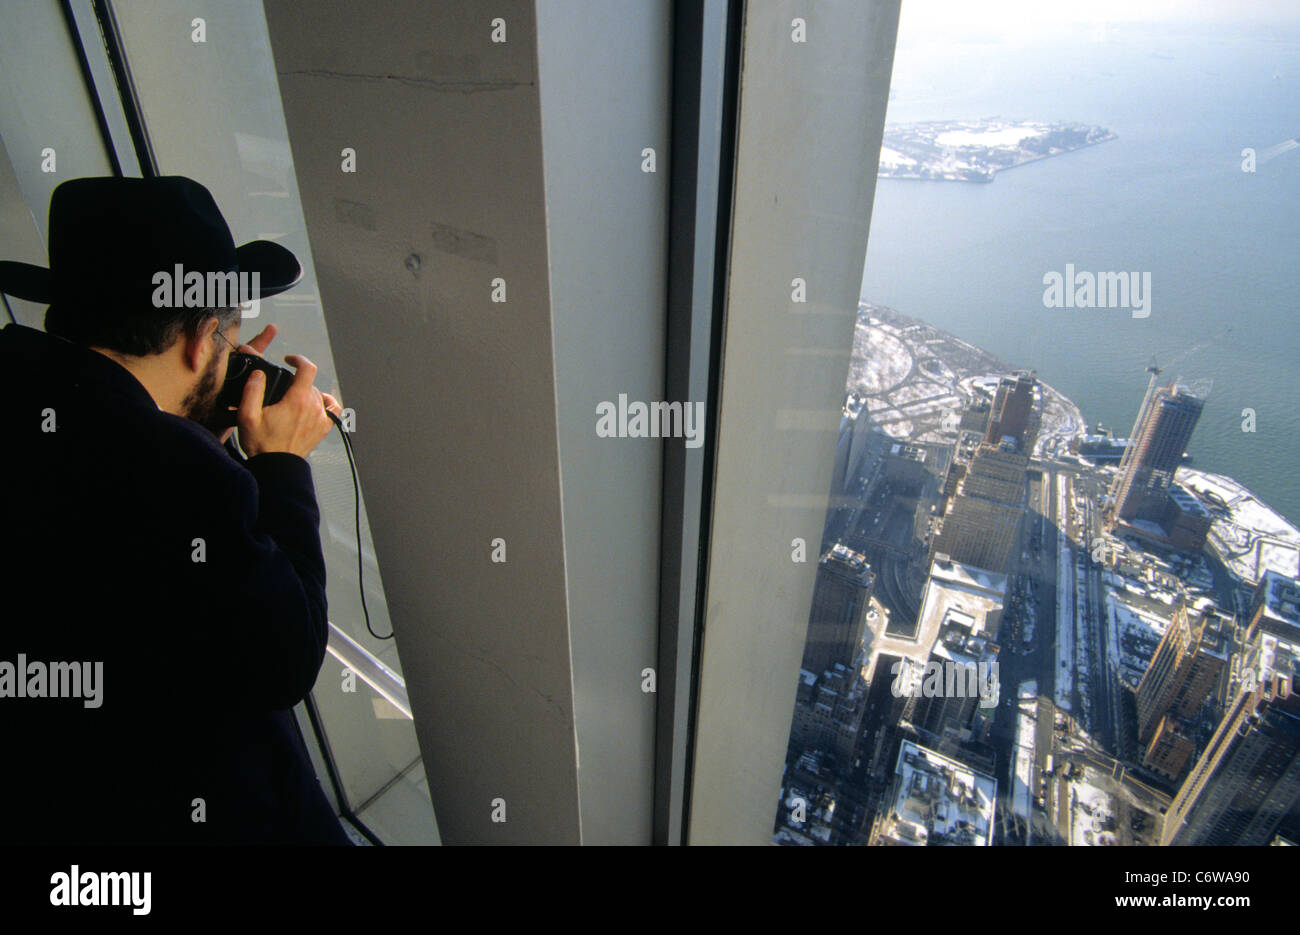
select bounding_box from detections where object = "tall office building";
[1163,633,1300,846]
[1110,383,1204,523]
[931,445,1028,574]
[1143,717,1199,782]
[801,544,875,677]
[1135,602,1231,779]
[984,373,1040,454]
[790,662,870,764]
[833,412,890,499]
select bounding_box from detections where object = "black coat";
[0,323,351,844]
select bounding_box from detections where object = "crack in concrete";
[422,628,571,725]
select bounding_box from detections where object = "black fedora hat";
[0,175,301,310]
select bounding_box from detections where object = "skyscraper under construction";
[1109,382,1204,524]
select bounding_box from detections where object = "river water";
[861,20,1300,524]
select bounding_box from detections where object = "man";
[0,176,352,844]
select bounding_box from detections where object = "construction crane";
[1127,326,1230,438]
[1110,327,1228,496]
[1116,357,1163,477]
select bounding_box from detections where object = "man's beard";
[181,350,225,433]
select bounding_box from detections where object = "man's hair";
[45,304,241,357]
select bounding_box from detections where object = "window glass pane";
[776,4,1300,847]
[0,0,116,326]
[111,0,433,839]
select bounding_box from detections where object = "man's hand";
[239,323,279,359]
[218,324,277,446]
[237,326,341,419]
[237,352,343,460]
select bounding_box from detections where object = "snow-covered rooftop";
[876,740,996,846]
[929,555,1009,598]
[1255,571,1300,639]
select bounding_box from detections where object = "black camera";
[211,351,294,429]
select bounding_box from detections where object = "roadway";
[1027,460,1172,842]
[988,463,1064,843]
[826,446,1155,845]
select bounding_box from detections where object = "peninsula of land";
[878,119,1117,183]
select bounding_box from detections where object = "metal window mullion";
[57,0,124,176]
[88,0,159,177]
[653,0,743,846]
[300,691,385,845]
